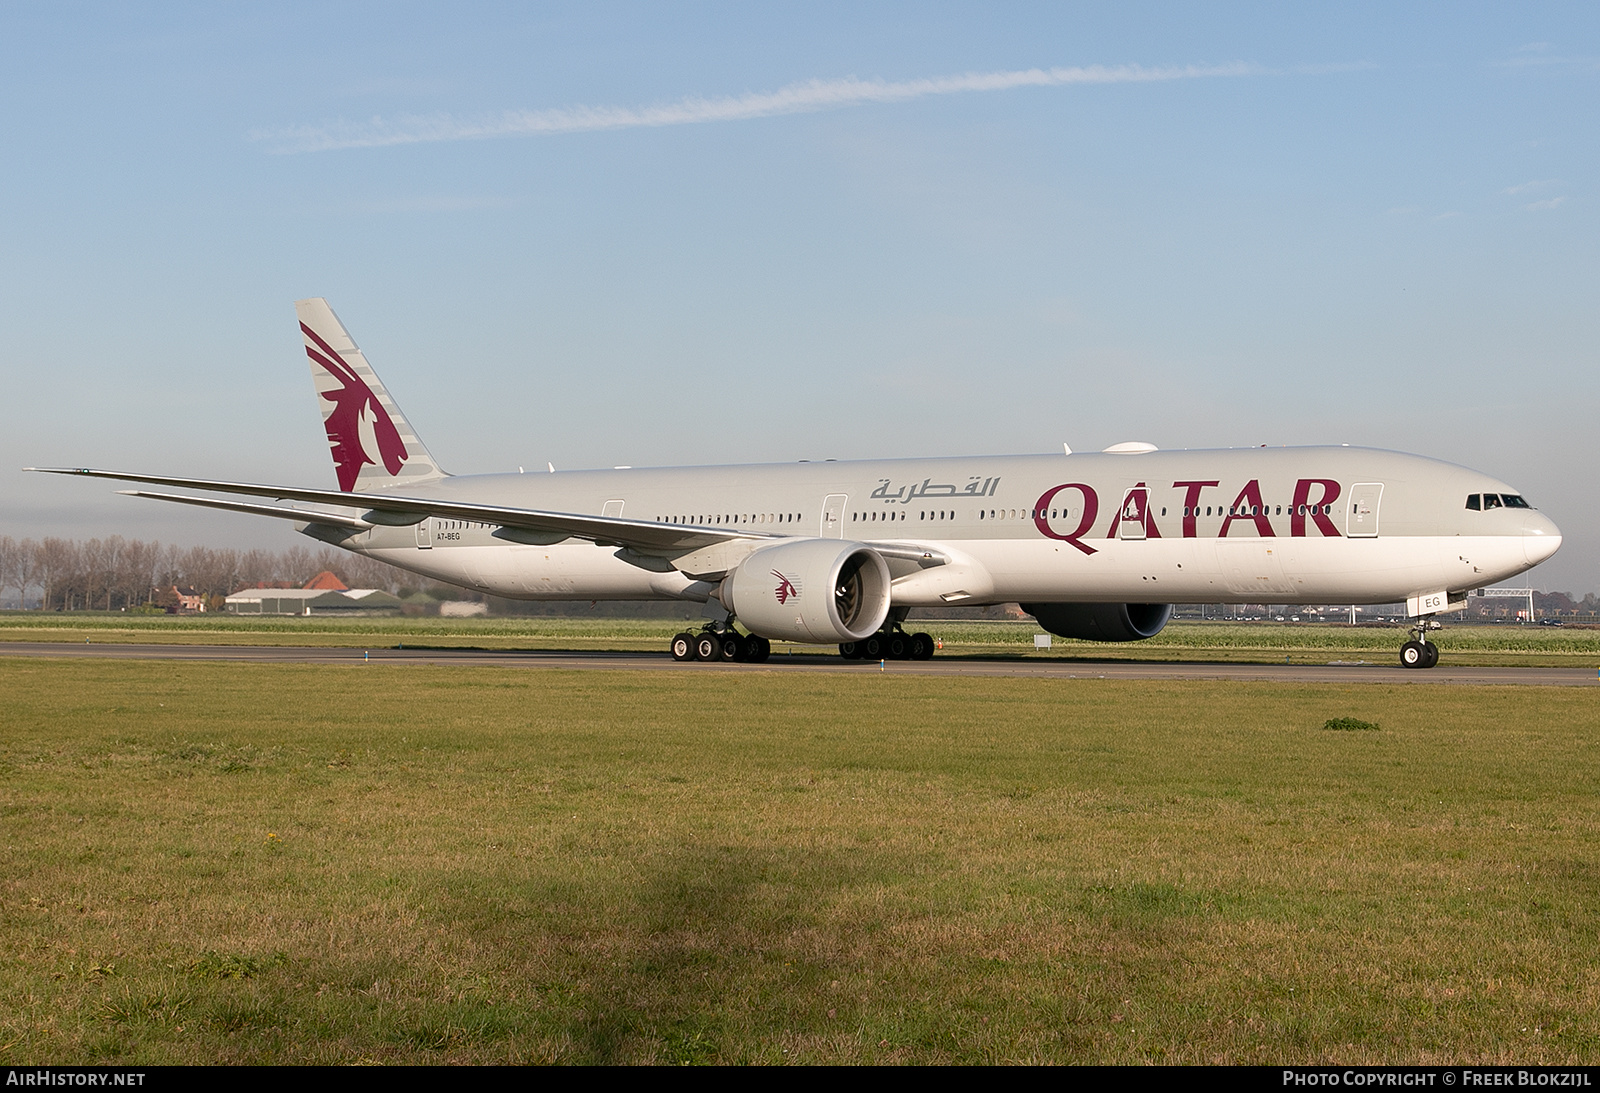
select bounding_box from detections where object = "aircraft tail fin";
[296,298,447,493]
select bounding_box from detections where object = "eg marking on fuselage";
[31,299,1561,669]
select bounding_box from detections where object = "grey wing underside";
[26,467,767,554]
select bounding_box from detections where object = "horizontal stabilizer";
[115,490,374,530]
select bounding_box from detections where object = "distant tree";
[99,536,126,610]
[14,538,39,608]
[35,538,74,610]
[112,538,158,608]
[0,536,14,608]
[1535,591,1576,616]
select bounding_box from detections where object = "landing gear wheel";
[719,633,745,662]
[746,636,771,663]
[909,632,934,660]
[862,635,884,659]
[838,641,861,660]
[1400,640,1427,669]
[886,633,909,660]
[670,632,695,661]
[1420,641,1439,669]
[694,633,722,661]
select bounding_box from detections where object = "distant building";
[171,586,206,613]
[225,575,402,617]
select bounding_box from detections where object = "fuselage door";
[1117,484,1150,541]
[415,516,433,549]
[822,494,848,538]
[1346,483,1383,538]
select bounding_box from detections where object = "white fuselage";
[324,445,1560,608]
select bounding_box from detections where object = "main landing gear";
[1399,618,1441,669]
[669,626,771,664]
[838,627,936,662]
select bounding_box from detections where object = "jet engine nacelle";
[721,539,892,643]
[1022,602,1173,643]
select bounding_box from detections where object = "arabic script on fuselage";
[871,476,1001,504]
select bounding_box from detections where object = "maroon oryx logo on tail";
[773,571,799,605]
[302,323,407,491]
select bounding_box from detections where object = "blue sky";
[4,3,1596,591]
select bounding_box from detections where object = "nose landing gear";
[1399,639,1438,669]
[1399,618,1441,669]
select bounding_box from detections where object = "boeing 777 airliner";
[31,299,1561,668]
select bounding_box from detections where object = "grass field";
[4,612,1599,667]
[3,658,1599,1063]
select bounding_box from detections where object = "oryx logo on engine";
[772,571,799,605]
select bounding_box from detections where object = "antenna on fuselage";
[1062,443,1073,455]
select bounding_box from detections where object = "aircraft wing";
[27,467,771,553]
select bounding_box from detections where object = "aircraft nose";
[1523,513,1562,567]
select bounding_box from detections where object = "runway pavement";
[0,640,1593,685]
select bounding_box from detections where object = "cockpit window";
[1468,493,1533,511]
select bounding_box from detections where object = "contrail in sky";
[259,62,1289,154]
